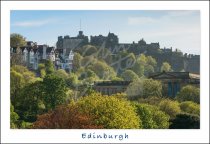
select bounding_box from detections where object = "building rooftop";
[149,71,200,80]
[94,81,131,86]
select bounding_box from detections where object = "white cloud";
[128,17,157,25]
[166,10,197,17]
[12,19,55,27]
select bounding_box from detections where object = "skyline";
[10,10,200,55]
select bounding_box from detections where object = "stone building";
[149,71,200,97]
[56,31,88,56]
[94,81,131,95]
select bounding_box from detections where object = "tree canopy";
[176,85,200,104]
[10,33,26,47]
[77,93,141,128]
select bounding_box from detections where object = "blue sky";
[10,10,200,54]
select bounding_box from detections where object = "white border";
[1,1,209,143]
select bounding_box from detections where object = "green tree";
[176,85,200,104]
[54,69,69,80]
[38,63,46,78]
[126,78,162,99]
[142,79,162,98]
[77,93,141,128]
[121,69,139,81]
[10,33,26,48]
[169,113,200,129]
[131,54,146,77]
[66,73,79,89]
[72,52,83,72]
[134,103,170,129]
[42,74,67,110]
[15,81,45,122]
[116,51,136,70]
[146,56,157,67]
[11,65,36,83]
[10,103,19,128]
[161,62,172,72]
[80,45,98,56]
[10,70,25,104]
[158,99,181,119]
[45,60,54,74]
[88,61,116,80]
[180,101,200,116]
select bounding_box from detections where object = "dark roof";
[94,81,131,86]
[149,71,200,80]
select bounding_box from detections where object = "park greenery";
[10,33,200,129]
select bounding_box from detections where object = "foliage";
[176,85,200,104]
[38,63,46,78]
[10,70,25,104]
[54,69,69,80]
[77,93,141,128]
[121,69,139,81]
[169,113,200,129]
[10,33,26,47]
[161,62,172,72]
[66,73,79,89]
[138,96,163,106]
[10,65,36,105]
[79,45,98,56]
[33,104,103,129]
[134,103,170,129]
[72,52,83,72]
[15,81,45,122]
[115,51,136,71]
[180,101,200,116]
[44,60,55,74]
[11,65,36,83]
[42,74,67,110]
[126,78,162,99]
[158,99,181,119]
[131,58,145,77]
[88,61,116,80]
[10,103,19,128]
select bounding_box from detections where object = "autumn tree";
[176,85,200,104]
[33,104,103,129]
[77,93,141,128]
[134,103,170,129]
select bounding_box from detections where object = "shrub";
[159,99,181,119]
[176,85,200,104]
[134,103,170,129]
[180,101,200,116]
[169,113,200,129]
